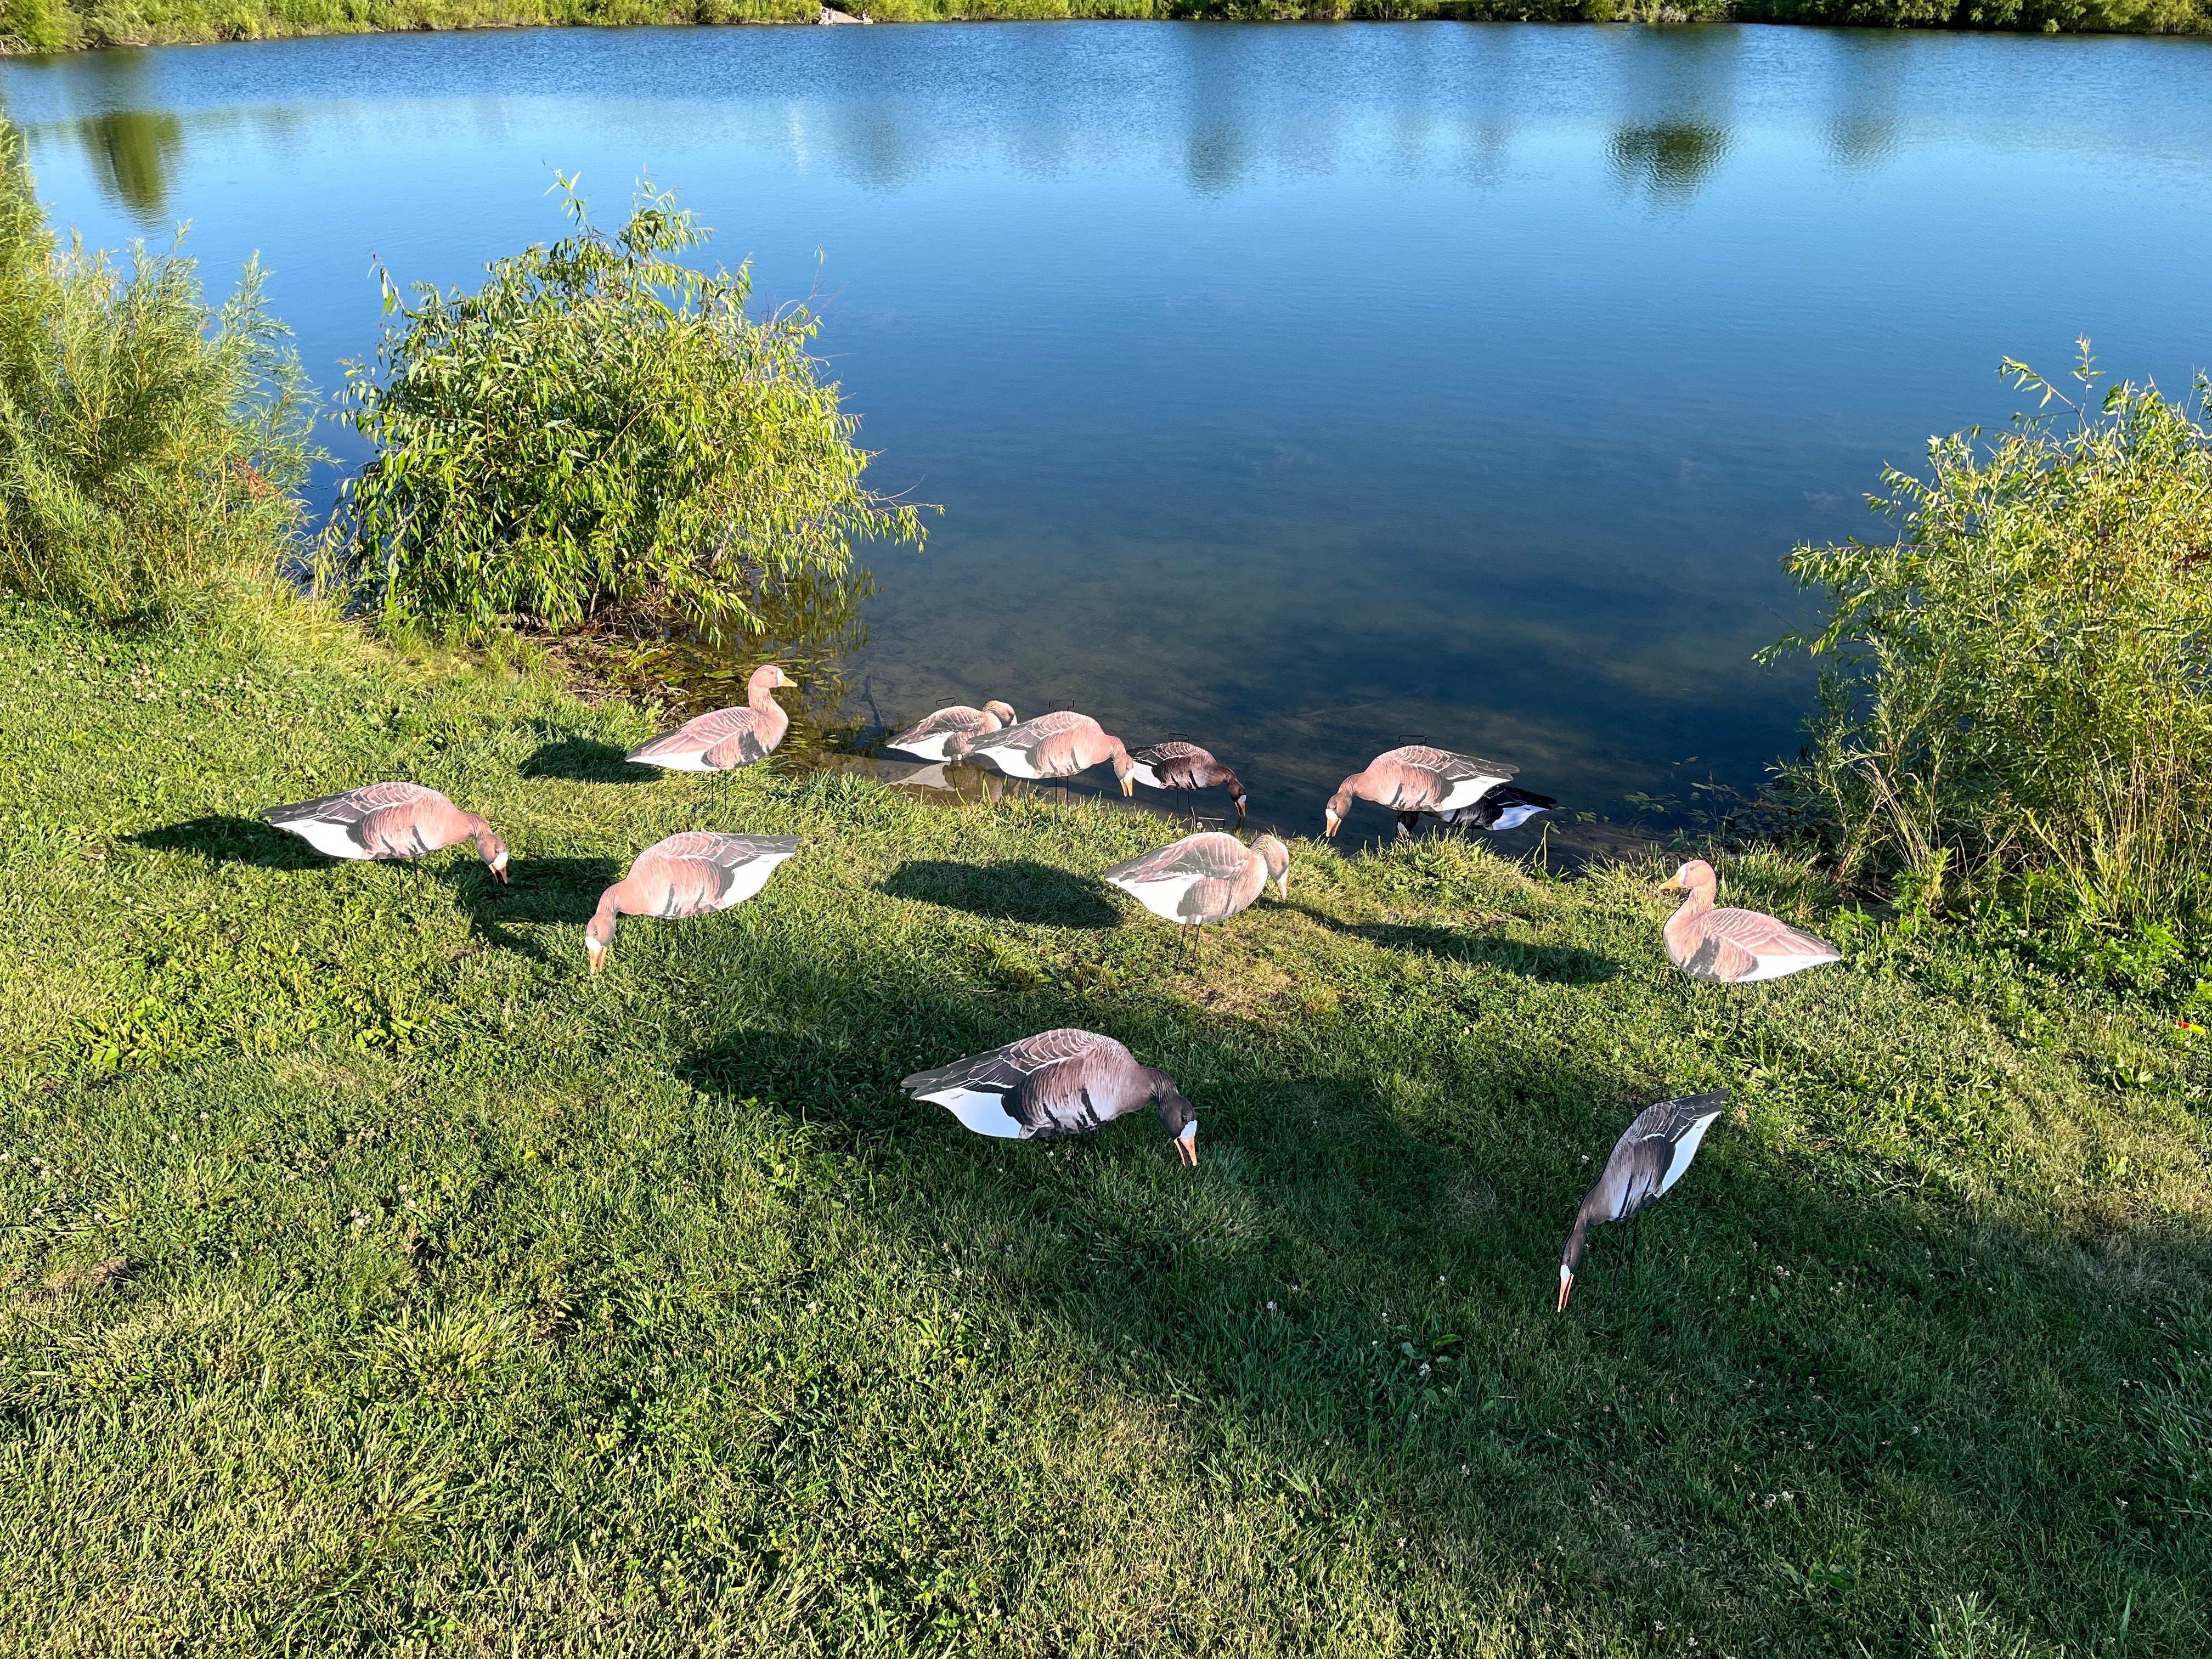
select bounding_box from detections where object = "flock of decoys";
[258,661,1843,1310]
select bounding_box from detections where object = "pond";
[5,23,2210,838]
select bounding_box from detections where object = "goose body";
[1103,832,1289,927]
[947,710,1136,794]
[1661,859,1841,984]
[261,782,507,879]
[1325,745,1516,838]
[1558,1090,1728,1310]
[1397,783,1557,840]
[900,1028,1199,1163]
[627,665,792,772]
[1127,741,1247,819]
[585,831,799,972]
[886,700,1018,762]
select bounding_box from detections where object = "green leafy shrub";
[0,123,318,620]
[324,180,923,647]
[1769,346,2212,932]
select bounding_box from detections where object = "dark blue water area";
[6,24,2210,835]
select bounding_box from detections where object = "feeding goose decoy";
[1127,741,1247,821]
[1324,745,1517,838]
[946,710,1137,794]
[261,782,508,880]
[1661,859,1841,984]
[626,664,792,772]
[900,1028,1200,1164]
[885,700,1019,762]
[1558,1090,1728,1311]
[1103,832,1289,927]
[584,831,799,973]
[1397,782,1558,840]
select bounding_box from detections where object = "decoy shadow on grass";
[880,859,1124,929]
[520,735,657,783]
[1298,909,1618,984]
[430,854,624,960]
[129,814,328,871]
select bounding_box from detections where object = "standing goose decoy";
[1661,859,1841,984]
[1103,832,1289,927]
[1127,741,1248,821]
[1396,782,1558,840]
[261,782,508,880]
[1324,745,1517,839]
[626,665,792,772]
[1557,1090,1728,1311]
[584,831,799,973]
[946,710,1137,795]
[900,1028,1200,1164]
[885,700,1019,762]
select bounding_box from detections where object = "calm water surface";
[5,25,2210,831]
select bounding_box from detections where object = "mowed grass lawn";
[2,589,2208,1657]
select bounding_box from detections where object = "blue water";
[6,24,2210,831]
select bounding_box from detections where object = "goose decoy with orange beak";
[901,1028,1200,1164]
[946,710,1137,794]
[1661,859,1841,984]
[627,665,792,772]
[1558,1090,1727,1312]
[1324,746,1516,838]
[585,831,799,973]
[1397,782,1557,840]
[261,783,508,880]
[886,700,1018,761]
[1104,832,1288,926]
[1127,741,1247,821]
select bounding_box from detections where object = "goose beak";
[586,941,606,976]
[1121,774,1135,797]
[1234,795,1248,820]
[1176,1131,1199,1167]
[1556,1269,1574,1313]
[1324,809,1341,839]
[1274,873,1289,901]
[490,856,509,885]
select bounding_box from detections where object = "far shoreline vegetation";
[1,129,2208,1653]
[1,0,2209,59]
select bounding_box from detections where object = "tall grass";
[0,123,317,621]
[1769,346,2212,933]
[322,179,923,648]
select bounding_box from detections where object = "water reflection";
[74,109,184,225]
[1607,121,1730,201]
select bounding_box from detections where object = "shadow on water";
[663,930,2210,1651]
[879,859,1124,929]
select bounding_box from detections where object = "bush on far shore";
[1769,346,2212,935]
[0,123,318,622]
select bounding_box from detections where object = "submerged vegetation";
[1771,351,2212,939]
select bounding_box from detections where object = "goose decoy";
[626,665,791,772]
[900,1028,1200,1164]
[1661,859,1841,984]
[1127,741,1247,821]
[1557,1090,1728,1311]
[1324,745,1516,838]
[261,782,508,880]
[885,700,1018,761]
[946,710,1137,794]
[1103,832,1289,927]
[1396,782,1557,840]
[584,831,799,973]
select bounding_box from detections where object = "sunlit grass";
[1,588,2207,1655]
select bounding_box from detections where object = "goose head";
[1253,834,1290,900]
[984,700,1017,727]
[1660,859,1718,900]
[1154,1079,1199,1167]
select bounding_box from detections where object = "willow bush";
[325,182,922,647]
[0,123,317,620]
[1769,348,2212,932]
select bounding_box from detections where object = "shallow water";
[6,24,2210,837]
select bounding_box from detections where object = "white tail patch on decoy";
[1435,771,1514,811]
[715,854,795,908]
[1656,1109,1721,1195]
[919,1088,1026,1138]
[269,817,373,860]
[1126,761,1164,789]
[1113,873,1211,924]
[888,732,958,761]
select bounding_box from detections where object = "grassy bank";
[2,584,2208,1653]
[3,0,2207,58]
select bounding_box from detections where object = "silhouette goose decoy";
[584,831,799,973]
[900,1028,1200,1164]
[626,665,792,772]
[1397,782,1558,840]
[1127,741,1247,821]
[885,700,1018,761]
[1324,745,1517,838]
[1558,1090,1728,1311]
[1103,832,1289,927]
[261,782,508,881]
[946,710,1137,794]
[1661,859,1841,984]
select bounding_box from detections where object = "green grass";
[2,586,2208,1655]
